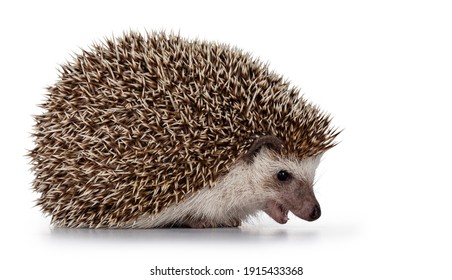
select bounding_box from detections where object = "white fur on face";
[126,148,323,228]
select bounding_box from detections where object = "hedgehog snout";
[276,177,322,222]
[290,196,321,222]
[308,203,321,221]
[305,203,322,222]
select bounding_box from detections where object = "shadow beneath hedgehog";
[49,225,321,244]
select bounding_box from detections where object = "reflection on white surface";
[48,221,357,244]
[50,227,306,243]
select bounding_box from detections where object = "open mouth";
[264,200,289,224]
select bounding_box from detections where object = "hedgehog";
[30,31,339,228]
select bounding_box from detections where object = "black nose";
[310,204,321,220]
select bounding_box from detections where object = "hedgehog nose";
[310,204,321,221]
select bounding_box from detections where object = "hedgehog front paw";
[185,220,217,228]
[221,218,242,228]
[184,218,241,228]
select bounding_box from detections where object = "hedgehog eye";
[277,170,290,181]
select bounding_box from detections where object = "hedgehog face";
[265,154,322,223]
[249,144,323,224]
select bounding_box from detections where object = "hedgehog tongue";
[264,200,289,224]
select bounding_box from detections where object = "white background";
[1,0,451,279]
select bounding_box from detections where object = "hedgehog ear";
[243,135,284,164]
